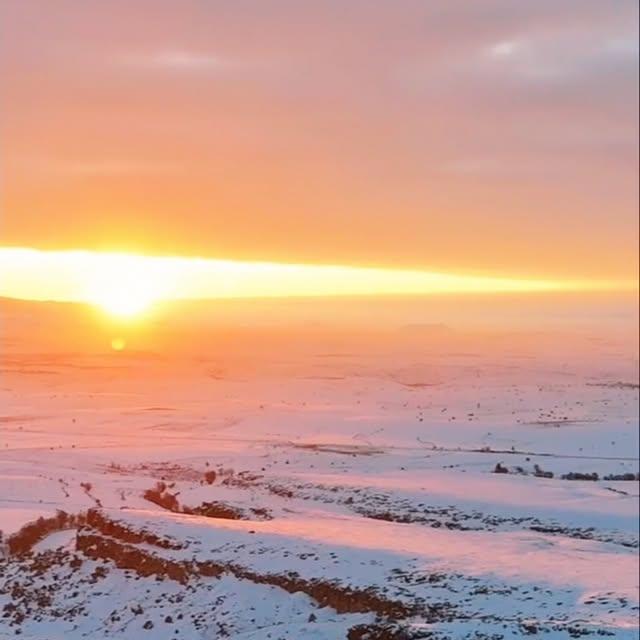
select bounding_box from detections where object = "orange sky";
[0,0,638,284]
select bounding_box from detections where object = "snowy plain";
[0,296,638,639]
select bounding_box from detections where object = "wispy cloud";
[123,50,229,72]
[116,49,262,75]
[482,30,639,83]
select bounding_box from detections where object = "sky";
[0,0,638,305]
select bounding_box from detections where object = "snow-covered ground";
[0,299,638,638]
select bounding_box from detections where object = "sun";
[84,253,166,319]
[93,289,155,317]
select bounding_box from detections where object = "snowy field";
[0,298,638,639]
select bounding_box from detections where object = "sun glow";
[0,247,635,314]
[111,337,126,351]
[84,254,167,318]
[92,290,154,317]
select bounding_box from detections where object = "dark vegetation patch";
[587,381,639,390]
[85,509,183,550]
[4,511,85,555]
[183,502,272,520]
[142,480,272,520]
[493,462,554,478]
[110,462,203,482]
[415,440,638,461]
[603,473,639,481]
[493,464,638,482]
[561,472,600,481]
[203,470,217,485]
[143,482,180,511]
[347,623,432,639]
[76,533,189,583]
[291,443,385,456]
